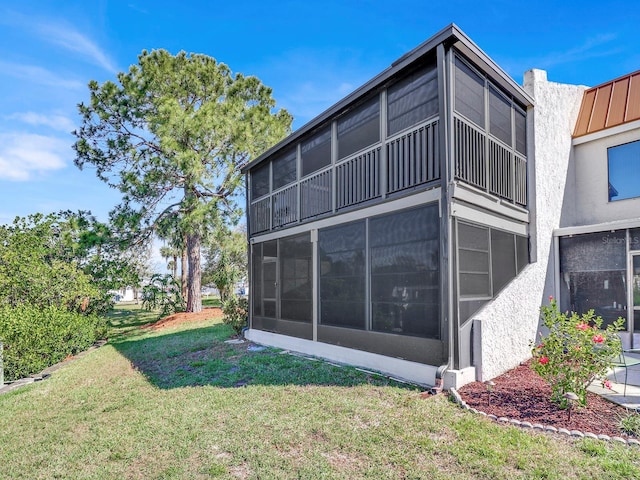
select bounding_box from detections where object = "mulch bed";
[457,360,632,438]
[140,307,223,330]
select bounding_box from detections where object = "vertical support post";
[437,42,454,369]
[311,229,318,342]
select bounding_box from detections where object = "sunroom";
[242,24,534,387]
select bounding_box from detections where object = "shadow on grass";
[111,322,419,391]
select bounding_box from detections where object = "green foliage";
[0,214,99,312]
[0,212,146,316]
[0,304,107,381]
[203,225,247,302]
[221,295,248,335]
[531,297,624,408]
[142,274,185,319]
[73,49,292,312]
[618,409,640,436]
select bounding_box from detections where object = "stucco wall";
[470,70,586,382]
[570,125,640,226]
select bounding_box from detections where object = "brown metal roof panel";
[626,72,640,122]
[589,83,612,133]
[574,89,596,137]
[606,77,629,127]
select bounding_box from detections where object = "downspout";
[436,41,454,389]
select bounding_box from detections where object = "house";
[555,70,640,348]
[240,23,640,388]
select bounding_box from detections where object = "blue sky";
[1,0,639,226]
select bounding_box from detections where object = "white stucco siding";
[470,70,586,382]
[571,125,640,226]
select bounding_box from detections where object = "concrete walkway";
[588,354,640,410]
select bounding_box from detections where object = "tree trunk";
[186,232,202,312]
[181,234,188,304]
[172,254,178,280]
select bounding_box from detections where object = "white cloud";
[8,112,76,133]
[0,133,68,181]
[0,61,84,89]
[498,33,621,80]
[35,23,118,74]
[262,48,374,127]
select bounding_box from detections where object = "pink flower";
[549,295,554,302]
[604,379,612,389]
[537,343,544,349]
[539,356,549,365]
[592,334,605,344]
[576,323,590,331]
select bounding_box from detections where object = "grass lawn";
[1,305,639,479]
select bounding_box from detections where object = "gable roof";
[573,70,640,138]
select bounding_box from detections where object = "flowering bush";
[531,297,624,408]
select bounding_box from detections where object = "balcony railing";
[454,115,527,207]
[250,118,440,235]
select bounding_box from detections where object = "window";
[454,56,485,128]
[457,223,490,297]
[489,86,512,146]
[457,221,529,323]
[559,231,627,328]
[337,96,380,160]
[272,148,297,190]
[608,140,640,201]
[370,205,440,338]
[387,64,438,136]
[253,240,278,318]
[251,163,270,199]
[491,229,516,294]
[319,221,366,329]
[515,108,526,155]
[279,234,312,322]
[301,126,332,177]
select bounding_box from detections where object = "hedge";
[0,304,107,382]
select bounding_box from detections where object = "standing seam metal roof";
[573,70,640,138]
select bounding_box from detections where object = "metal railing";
[454,115,527,207]
[249,119,442,235]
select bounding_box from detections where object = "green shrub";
[531,297,624,408]
[619,409,640,436]
[222,295,248,335]
[0,304,107,382]
[142,274,185,319]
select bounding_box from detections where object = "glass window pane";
[251,163,270,199]
[489,86,512,146]
[387,64,438,136]
[454,56,485,128]
[272,148,297,190]
[301,127,332,177]
[608,140,640,201]
[338,96,380,159]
